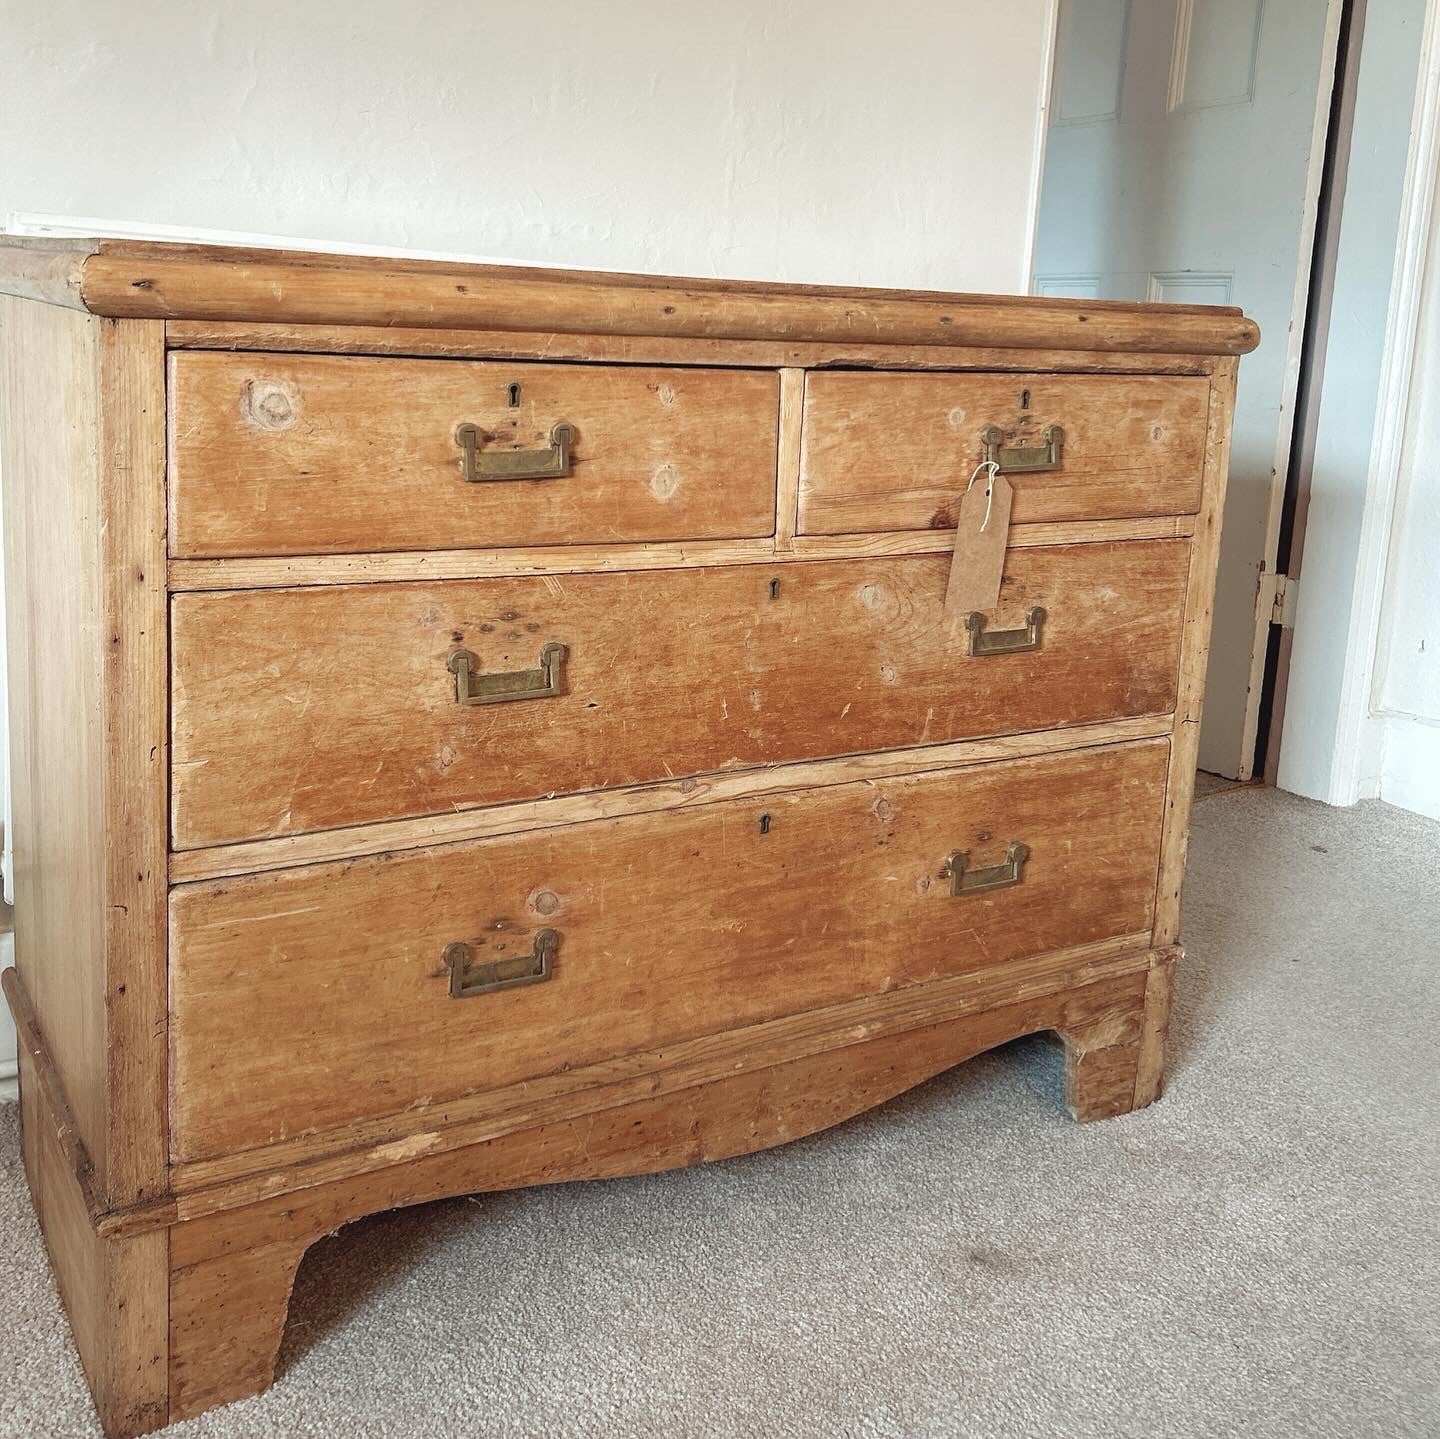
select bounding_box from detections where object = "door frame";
[1031,0,1346,781]
[1238,0,1347,780]
[1299,0,1440,803]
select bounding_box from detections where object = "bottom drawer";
[169,738,1170,1162]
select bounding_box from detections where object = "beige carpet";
[2,786,1437,1437]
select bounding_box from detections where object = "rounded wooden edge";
[67,245,1261,356]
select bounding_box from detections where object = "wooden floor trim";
[168,717,1176,883]
[2,969,109,1227]
[166,517,1196,592]
[97,934,1171,1238]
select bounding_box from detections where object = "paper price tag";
[944,469,1012,619]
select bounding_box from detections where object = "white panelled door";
[1034,0,1339,778]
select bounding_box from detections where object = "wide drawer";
[170,543,1190,848]
[798,372,1209,533]
[167,352,780,556]
[168,739,1170,1161]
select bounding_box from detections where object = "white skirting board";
[1375,715,1440,822]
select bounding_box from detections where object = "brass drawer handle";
[448,642,567,705]
[946,842,1029,897]
[457,421,575,481]
[964,606,1045,656]
[445,928,558,998]
[982,423,1064,474]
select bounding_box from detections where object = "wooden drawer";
[167,352,780,556]
[798,372,1209,533]
[170,542,1190,848]
[169,739,1170,1161]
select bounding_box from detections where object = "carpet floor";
[1,785,1437,1438]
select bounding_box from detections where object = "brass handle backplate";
[445,928,558,998]
[449,642,567,705]
[982,423,1064,474]
[964,606,1045,656]
[457,421,575,481]
[946,842,1029,897]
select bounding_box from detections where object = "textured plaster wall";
[0,1,1055,289]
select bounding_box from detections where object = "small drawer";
[168,738,1171,1161]
[798,371,1209,534]
[167,352,780,556]
[170,542,1190,848]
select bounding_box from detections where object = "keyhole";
[758,813,772,834]
[1020,389,1031,410]
[507,382,521,408]
[768,577,781,600]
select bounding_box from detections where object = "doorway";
[1033,0,1346,780]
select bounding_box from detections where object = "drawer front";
[798,372,1209,534]
[168,353,780,556]
[171,543,1189,848]
[169,739,1170,1161]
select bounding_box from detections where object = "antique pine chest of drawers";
[0,236,1257,1437]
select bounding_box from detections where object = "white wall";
[0,1,1060,1095]
[0,1,1056,290]
[1366,173,1440,821]
[1279,0,1439,814]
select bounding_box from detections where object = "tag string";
[967,460,1000,533]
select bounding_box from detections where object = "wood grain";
[785,518,1196,555]
[84,236,1246,313]
[56,240,1262,354]
[169,1233,305,1423]
[164,319,1221,375]
[4,969,105,1223]
[168,717,1174,883]
[1133,947,1179,1109]
[0,235,94,308]
[168,741,1168,1162]
[170,543,1190,848]
[0,301,169,1207]
[164,516,1196,592]
[0,297,108,1175]
[100,319,170,1206]
[168,352,778,556]
[798,371,1210,534]
[230,970,1155,1240]
[19,1053,168,1439]
[148,934,1165,1221]
[1154,361,1239,945]
[86,937,1168,1238]
[775,367,804,550]
[0,235,1253,1439]
[160,964,1152,1420]
[1063,1002,1148,1123]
